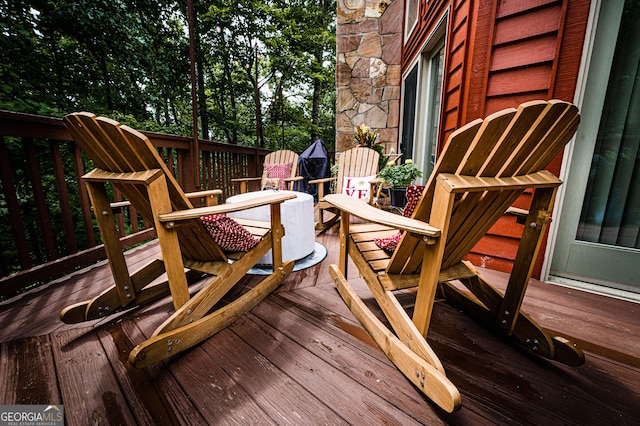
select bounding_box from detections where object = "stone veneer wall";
[336,0,403,153]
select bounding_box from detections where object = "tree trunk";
[196,37,209,140]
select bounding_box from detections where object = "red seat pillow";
[374,185,425,253]
[201,214,260,252]
[261,162,292,190]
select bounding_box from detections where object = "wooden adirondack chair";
[309,147,380,232]
[61,112,297,368]
[232,149,303,193]
[325,100,584,412]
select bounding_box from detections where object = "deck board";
[51,327,138,425]
[203,324,344,424]
[97,321,206,425]
[255,296,435,421]
[233,310,424,425]
[0,335,60,405]
[1,230,640,425]
[163,332,278,425]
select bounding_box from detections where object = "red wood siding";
[404,0,476,152]
[401,0,591,276]
[470,0,590,276]
[484,2,566,114]
[441,0,473,152]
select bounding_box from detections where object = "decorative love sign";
[342,175,377,200]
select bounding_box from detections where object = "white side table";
[226,190,315,265]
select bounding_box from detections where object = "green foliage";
[353,124,388,169]
[0,0,336,148]
[378,160,423,187]
[354,124,378,147]
[197,0,336,149]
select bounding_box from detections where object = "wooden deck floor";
[1,229,640,425]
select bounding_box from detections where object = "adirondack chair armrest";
[185,189,223,198]
[185,189,223,206]
[157,192,297,225]
[325,193,440,238]
[307,176,337,185]
[282,176,304,182]
[230,177,263,182]
[99,191,223,211]
[309,176,338,201]
[230,176,264,193]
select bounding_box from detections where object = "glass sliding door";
[550,0,640,294]
[420,44,444,177]
[576,3,640,249]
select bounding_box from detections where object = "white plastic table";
[226,190,315,265]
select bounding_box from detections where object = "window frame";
[399,12,448,182]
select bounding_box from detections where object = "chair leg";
[329,265,461,413]
[440,266,585,366]
[154,235,276,333]
[60,259,171,323]
[498,187,557,334]
[438,186,585,367]
[129,261,294,368]
[315,207,340,233]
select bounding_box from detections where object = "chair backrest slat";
[457,108,517,177]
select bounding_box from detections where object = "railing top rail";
[0,110,273,157]
[0,110,70,140]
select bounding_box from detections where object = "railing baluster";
[71,143,95,247]
[51,141,78,254]
[23,137,56,262]
[0,136,32,270]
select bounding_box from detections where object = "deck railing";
[0,110,271,299]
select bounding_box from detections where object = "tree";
[0,0,336,150]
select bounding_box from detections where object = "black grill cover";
[296,139,330,200]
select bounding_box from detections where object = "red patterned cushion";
[262,162,292,190]
[201,214,259,252]
[374,185,425,253]
[403,185,425,217]
[375,231,402,253]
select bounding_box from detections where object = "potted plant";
[378,159,423,207]
[354,124,389,170]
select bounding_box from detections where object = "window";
[400,16,447,180]
[419,43,445,176]
[576,0,640,249]
[405,0,420,41]
[400,65,419,163]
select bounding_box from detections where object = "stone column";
[336,0,403,153]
